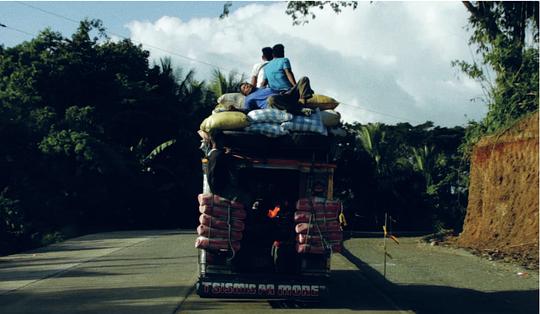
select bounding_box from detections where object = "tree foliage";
[337,122,467,232]
[285,1,358,25]
[0,19,213,254]
[456,2,539,155]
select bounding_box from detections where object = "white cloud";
[126,2,487,127]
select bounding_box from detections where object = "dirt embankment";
[458,112,539,269]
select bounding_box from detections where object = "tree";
[285,1,358,25]
[454,2,539,154]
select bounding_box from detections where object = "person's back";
[264,44,296,92]
[251,47,273,88]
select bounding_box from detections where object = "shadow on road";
[0,285,192,314]
[340,247,539,314]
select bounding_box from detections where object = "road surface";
[1,231,537,313]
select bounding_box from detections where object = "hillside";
[458,111,539,268]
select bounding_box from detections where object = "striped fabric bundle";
[247,108,293,123]
[294,197,343,254]
[195,193,245,253]
[281,108,327,135]
[244,123,289,138]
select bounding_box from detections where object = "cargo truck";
[195,130,344,299]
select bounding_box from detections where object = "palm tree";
[209,69,245,97]
[356,123,385,175]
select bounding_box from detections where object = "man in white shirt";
[250,47,273,88]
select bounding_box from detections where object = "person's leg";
[267,94,302,115]
[296,77,314,103]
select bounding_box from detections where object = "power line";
[16,1,239,76]
[0,22,35,37]
[340,101,422,124]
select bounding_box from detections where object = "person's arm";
[284,68,296,86]
[282,58,296,86]
[250,63,259,87]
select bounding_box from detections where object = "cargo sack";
[197,224,243,240]
[294,211,339,223]
[247,108,293,123]
[296,243,342,254]
[295,220,341,234]
[296,232,343,244]
[195,236,241,251]
[198,193,244,210]
[212,103,241,114]
[296,197,341,212]
[200,111,250,133]
[305,94,339,110]
[217,93,245,109]
[199,205,247,220]
[281,108,327,136]
[199,213,245,231]
[244,123,289,138]
[320,110,341,127]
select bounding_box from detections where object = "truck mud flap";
[196,276,328,299]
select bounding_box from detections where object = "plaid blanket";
[281,108,327,135]
[247,109,293,123]
[244,123,289,137]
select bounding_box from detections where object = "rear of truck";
[195,131,344,299]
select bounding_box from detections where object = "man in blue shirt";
[262,44,296,91]
[240,83,278,111]
[240,77,314,116]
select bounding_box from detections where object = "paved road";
[4,231,535,314]
[0,230,198,314]
[0,230,409,314]
[178,252,410,313]
[344,237,539,314]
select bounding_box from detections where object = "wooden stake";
[383,212,387,278]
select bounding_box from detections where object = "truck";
[195,128,344,300]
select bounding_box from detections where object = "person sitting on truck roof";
[240,77,314,116]
[261,44,296,92]
[240,83,277,111]
[250,47,273,88]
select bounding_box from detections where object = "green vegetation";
[336,122,466,231]
[0,20,219,254]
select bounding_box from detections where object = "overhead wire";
[0,22,36,37]
[16,1,239,75]
[14,1,423,125]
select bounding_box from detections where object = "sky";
[0,1,489,127]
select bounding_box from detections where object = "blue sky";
[0,1,488,127]
[1,1,242,47]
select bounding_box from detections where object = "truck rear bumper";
[196,273,328,299]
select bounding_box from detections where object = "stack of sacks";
[304,94,344,133]
[215,93,245,112]
[243,108,328,137]
[200,111,250,133]
[294,197,343,254]
[244,108,292,137]
[282,108,327,136]
[195,193,246,252]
